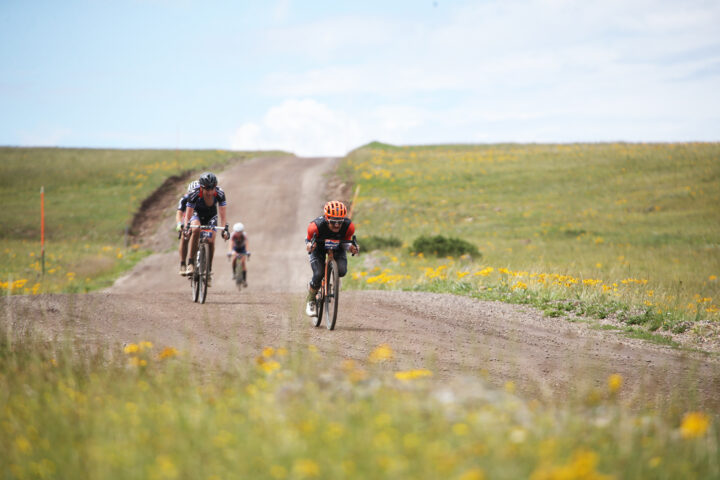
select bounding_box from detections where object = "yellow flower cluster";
[424,265,448,279]
[680,412,711,439]
[255,346,287,375]
[365,269,412,285]
[530,449,612,480]
[368,344,394,363]
[394,369,433,381]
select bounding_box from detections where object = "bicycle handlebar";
[184,225,229,241]
[186,225,221,230]
[307,233,359,256]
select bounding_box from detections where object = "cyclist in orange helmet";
[304,200,359,316]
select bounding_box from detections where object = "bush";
[357,235,403,252]
[411,235,480,258]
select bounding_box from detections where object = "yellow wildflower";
[459,468,485,480]
[369,344,394,363]
[158,347,178,360]
[129,357,147,367]
[680,412,711,439]
[607,373,623,393]
[394,369,433,381]
[260,360,281,374]
[293,459,319,478]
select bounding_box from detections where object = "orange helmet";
[324,200,347,220]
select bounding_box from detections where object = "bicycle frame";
[186,225,221,304]
[310,235,357,330]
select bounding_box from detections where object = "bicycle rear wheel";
[197,243,209,304]
[324,259,340,330]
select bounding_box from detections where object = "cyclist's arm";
[306,222,319,242]
[184,206,194,226]
[218,205,227,230]
[344,223,358,254]
[343,222,356,241]
[306,222,319,252]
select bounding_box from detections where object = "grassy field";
[1,144,718,478]
[342,142,720,336]
[2,325,718,479]
[0,147,279,294]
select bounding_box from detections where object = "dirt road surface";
[5,155,720,409]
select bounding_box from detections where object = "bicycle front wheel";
[324,259,340,330]
[234,262,244,291]
[191,262,200,303]
[313,289,323,327]
[197,244,209,304]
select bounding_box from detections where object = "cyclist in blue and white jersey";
[183,172,229,286]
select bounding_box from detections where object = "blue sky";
[1,0,719,156]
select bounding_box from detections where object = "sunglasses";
[328,218,343,226]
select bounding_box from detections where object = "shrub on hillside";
[411,235,480,258]
[357,235,403,252]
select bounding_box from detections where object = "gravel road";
[4,155,719,409]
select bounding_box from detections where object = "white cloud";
[230,99,366,157]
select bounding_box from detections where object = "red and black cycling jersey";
[186,186,227,218]
[306,216,355,245]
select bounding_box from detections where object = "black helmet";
[198,172,217,189]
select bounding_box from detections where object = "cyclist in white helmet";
[228,222,249,286]
[175,180,200,275]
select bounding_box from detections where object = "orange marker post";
[41,186,45,276]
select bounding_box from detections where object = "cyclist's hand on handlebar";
[306,242,315,253]
[350,244,359,255]
[222,224,230,240]
[175,222,183,232]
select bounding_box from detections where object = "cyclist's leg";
[306,248,324,314]
[180,234,189,264]
[335,249,348,277]
[309,248,325,290]
[188,216,201,269]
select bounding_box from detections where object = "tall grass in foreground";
[342,143,720,332]
[0,148,278,294]
[2,328,718,479]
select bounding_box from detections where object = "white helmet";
[233,222,244,233]
[187,180,200,192]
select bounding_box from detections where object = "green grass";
[343,142,720,330]
[0,147,284,294]
[2,325,717,479]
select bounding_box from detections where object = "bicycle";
[309,234,358,330]
[186,225,224,304]
[228,251,251,291]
